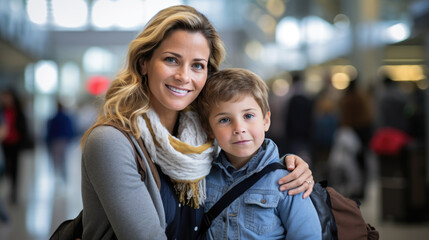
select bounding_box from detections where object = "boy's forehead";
[212,94,260,110]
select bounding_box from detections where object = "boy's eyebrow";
[213,112,229,118]
[164,51,208,62]
[213,107,258,118]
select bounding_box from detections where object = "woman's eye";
[165,57,177,63]
[193,63,204,70]
[244,113,254,119]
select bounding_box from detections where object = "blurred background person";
[283,72,314,167]
[312,83,339,181]
[0,88,30,204]
[0,114,10,223]
[45,100,76,184]
[328,79,374,199]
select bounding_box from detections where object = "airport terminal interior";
[1,0,429,239]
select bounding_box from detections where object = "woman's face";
[141,30,210,116]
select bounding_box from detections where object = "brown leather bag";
[327,187,379,240]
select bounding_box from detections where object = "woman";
[80,5,314,240]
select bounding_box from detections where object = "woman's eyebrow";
[164,51,208,62]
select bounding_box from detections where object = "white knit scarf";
[137,108,217,208]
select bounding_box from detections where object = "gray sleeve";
[81,126,167,240]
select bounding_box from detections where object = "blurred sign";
[86,75,110,95]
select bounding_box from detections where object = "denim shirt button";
[260,199,266,204]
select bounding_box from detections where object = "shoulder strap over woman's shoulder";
[100,123,161,190]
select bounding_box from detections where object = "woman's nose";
[174,67,190,83]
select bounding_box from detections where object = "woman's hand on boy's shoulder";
[278,154,314,198]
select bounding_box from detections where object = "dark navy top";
[158,166,204,240]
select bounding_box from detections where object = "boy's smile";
[208,95,270,169]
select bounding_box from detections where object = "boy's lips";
[233,140,251,144]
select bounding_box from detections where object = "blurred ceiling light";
[245,40,264,60]
[380,65,426,81]
[143,0,183,24]
[332,65,358,80]
[272,78,290,96]
[302,16,334,44]
[26,0,48,25]
[331,72,350,90]
[25,64,35,93]
[333,14,350,29]
[276,17,301,49]
[305,73,324,94]
[258,14,277,35]
[416,79,428,90]
[115,0,144,29]
[266,0,285,17]
[35,60,58,94]
[92,0,116,28]
[83,47,114,73]
[60,62,81,104]
[52,0,88,28]
[384,22,410,43]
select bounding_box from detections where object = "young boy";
[197,68,321,239]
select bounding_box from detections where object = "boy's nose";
[233,124,246,135]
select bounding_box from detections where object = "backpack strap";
[100,123,161,190]
[197,162,285,238]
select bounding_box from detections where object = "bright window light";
[83,47,114,73]
[276,17,301,49]
[35,61,58,94]
[385,23,410,43]
[52,0,88,28]
[26,0,48,25]
[302,16,334,44]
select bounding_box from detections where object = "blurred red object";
[370,127,411,156]
[86,75,110,95]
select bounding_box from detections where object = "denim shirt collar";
[213,139,279,179]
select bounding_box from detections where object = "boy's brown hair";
[197,68,270,134]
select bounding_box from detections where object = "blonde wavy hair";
[81,5,225,145]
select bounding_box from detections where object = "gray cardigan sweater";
[81,126,167,239]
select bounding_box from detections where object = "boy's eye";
[244,113,254,119]
[219,118,230,124]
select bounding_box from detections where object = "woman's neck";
[156,110,179,135]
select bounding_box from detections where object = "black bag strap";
[197,162,285,238]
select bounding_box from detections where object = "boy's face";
[208,95,270,167]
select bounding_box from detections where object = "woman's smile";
[165,84,191,96]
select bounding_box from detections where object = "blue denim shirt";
[204,139,322,240]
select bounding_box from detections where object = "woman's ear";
[264,111,271,132]
[139,58,147,75]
